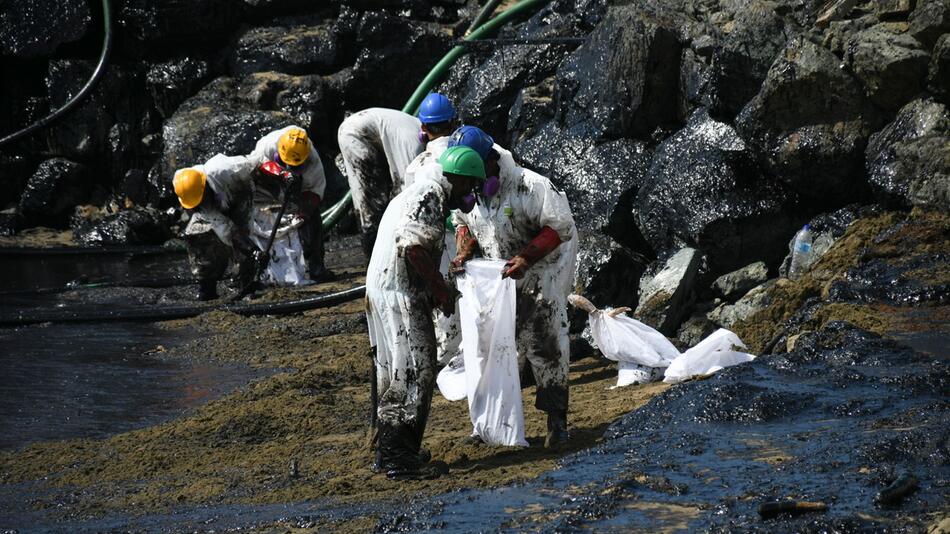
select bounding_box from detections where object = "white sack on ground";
[569,294,678,387]
[435,354,466,401]
[456,258,527,447]
[663,328,755,383]
[249,209,310,286]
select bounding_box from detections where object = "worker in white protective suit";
[173,154,259,301]
[338,93,459,262]
[366,146,485,480]
[246,125,330,282]
[449,126,578,448]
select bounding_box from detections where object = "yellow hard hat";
[277,128,310,166]
[173,168,207,209]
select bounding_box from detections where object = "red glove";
[259,160,293,183]
[406,245,458,316]
[502,226,562,279]
[450,226,478,274]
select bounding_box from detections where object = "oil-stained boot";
[197,279,218,301]
[377,422,446,480]
[544,410,569,448]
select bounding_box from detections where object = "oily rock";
[117,0,241,50]
[707,279,776,329]
[928,34,950,103]
[72,206,173,247]
[636,109,797,276]
[147,58,212,119]
[230,19,347,77]
[866,98,950,211]
[635,247,701,336]
[572,233,648,331]
[908,0,950,50]
[18,158,89,229]
[778,204,874,276]
[0,0,90,58]
[736,36,881,209]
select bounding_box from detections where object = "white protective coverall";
[181,153,257,285]
[337,108,423,254]
[452,145,578,416]
[405,135,460,364]
[246,125,328,280]
[365,164,452,458]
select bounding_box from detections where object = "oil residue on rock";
[0,321,261,450]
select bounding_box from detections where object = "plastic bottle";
[788,224,813,280]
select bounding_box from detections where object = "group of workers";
[172,93,578,481]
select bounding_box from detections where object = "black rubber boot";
[544,410,569,449]
[197,279,218,301]
[377,422,446,480]
[360,230,377,266]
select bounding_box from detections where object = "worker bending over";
[339,93,459,261]
[366,146,485,480]
[247,125,330,282]
[450,127,578,448]
[173,154,258,301]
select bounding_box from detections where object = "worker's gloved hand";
[450,226,477,274]
[259,160,293,183]
[502,255,531,279]
[502,226,563,279]
[432,281,460,317]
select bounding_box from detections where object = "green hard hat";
[438,146,486,180]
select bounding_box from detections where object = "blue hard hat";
[418,93,456,124]
[448,125,495,161]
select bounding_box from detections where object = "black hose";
[0,0,114,147]
[0,285,366,327]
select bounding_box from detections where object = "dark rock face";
[572,233,647,328]
[230,20,347,77]
[147,59,212,119]
[162,72,336,182]
[929,34,950,103]
[711,261,769,301]
[778,203,874,276]
[72,207,173,247]
[908,0,950,50]
[554,4,683,140]
[516,123,653,243]
[736,37,880,209]
[707,3,798,120]
[634,247,700,336]
[117,0,241,50]
[866,98,950,210]
[0,0,90,58]
[342,12,449,110]
[18,159,89,229]
[849,24,930,111]
[0,155,34,208]
[636,109,797,276]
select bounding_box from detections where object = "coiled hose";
[0,0,114,148]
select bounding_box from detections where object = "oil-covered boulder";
[147,58,212,119]
[0,0,90,58]
[636,109,797,276]
[72,206,173,246]
[441,2,601,139]
[118,0,241,51]
[866,98,950,211]
[707,279,775,329]
[18,158,89,229]
[929,34,950,103]
[736,37,881,208]
[553,3,683,140]
[515,122,653,248]
[848,24,930,111]
[778,204,873,276]
[0,154,33,209]
[230,19,347,77]
[162,72,337,181]
[634,247,701,336]
[572,233,648,329]
[707,2,799,120]
[908,0,950,50]
[342,12,449,110]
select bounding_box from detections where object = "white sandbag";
[663,328,755,383]
[456,258,528,447]
[436,354,467,401]
[249,208,311,286]
[589,309,679,367]
[617,361,666,387]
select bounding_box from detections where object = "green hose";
[322,0,550,231]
